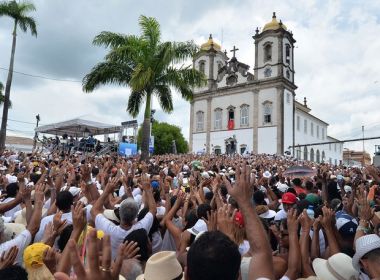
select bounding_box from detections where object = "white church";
[189,13,343,165]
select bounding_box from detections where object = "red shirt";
[294,186,307,195]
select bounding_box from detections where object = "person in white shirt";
[91,176,157,259]
[1,182,22,221]
[34,191,74,242]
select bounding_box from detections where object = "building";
[343,149,371,166]
[189,12,343,164]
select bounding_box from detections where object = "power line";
[0,117,44,125]
[0,67,82,83]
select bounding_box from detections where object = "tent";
[35,118,121,137]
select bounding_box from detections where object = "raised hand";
[43,247,60,274]
[53,212,68,235]
[298,209,313,232]
[0,246,18,269]
[203,210,217,231]
[72,202,86,232]
[217,203,236,241]
[319,206,335,230]
[287,208,299,233]
[224,163,253,207]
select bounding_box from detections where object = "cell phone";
[184,186,191,193]
[183,178,189,186]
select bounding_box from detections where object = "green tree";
[0,0,37,152]
[137,121,188,155]
[83,15,205,161]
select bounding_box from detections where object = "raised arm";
[225,164,274,280]
[284,208,301,279]
[27,183,45,238]
[298,209,316,278]
[319,206,340,257]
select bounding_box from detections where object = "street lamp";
[32,114,40,150]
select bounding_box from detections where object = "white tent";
[35,118,121,137]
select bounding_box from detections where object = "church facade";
[189,13,343,164]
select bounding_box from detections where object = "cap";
[282,192,297,204]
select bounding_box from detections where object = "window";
[311,123,314,136]
[322,128,325,140]
[317,125,320,138]
[240,105,249,126]
[196,111,204,132]
[199,60,205,75]
[263,102,272,124]
[297,116,300,131]
[329,158,332,164]
[285,44,290,64]
[304,119,307,133]
[316,150,320,163]
[304,146,308,160]
[214,108,222,130]
[286,93,290,104]
[264,42,272,62]
[334,143,337,152]
[329,143,331,150]
[240,144,247,154]
[310,148,315,162]
[227,106,235,130]
[214,146,221,155]
[286,70,290,79]
[264,67,272,78]
[322,151,326,162]
[296,148,301,159]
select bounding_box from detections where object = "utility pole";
[32,114,40,151]
[362,125,365,166]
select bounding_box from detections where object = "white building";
[189,12,343,164]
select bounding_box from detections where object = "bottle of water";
[306,205,314,219]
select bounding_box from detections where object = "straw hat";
[352,234,380,270]
[14,207,47,225]
[136,251,183,280]
[312,253,359,280]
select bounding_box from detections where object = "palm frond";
[18,1,36,13]
[127,91,145,117]
[82,61,133,92]
[154,85,173,113]
[18,16,37,36]
[139,15,160,48]
[93,31,130,48]
[130,64,153,93]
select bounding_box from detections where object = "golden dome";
[262,12,287,32]
[200,34,221,51]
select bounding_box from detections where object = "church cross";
[230,45,239,58]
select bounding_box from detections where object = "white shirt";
[2,197,22,221]
[95,212,154,259]
[34,212,73,242]
[0,229,31,265]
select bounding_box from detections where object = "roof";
[295,101,329,126]
[263,12,287,32]
[35,118,121,136]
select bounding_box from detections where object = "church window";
[286,70,290,79]
[199,60,205,75]
[264,42,272,62]
[263,102,272,124]
[310,148,315,162]
[297,116,300,131]
[304,119,307,133]
[196,111,204,132]
[322,151,326,162]
[214,108,222,130]
[296,148,301,159]
[240,104,249,126]
[214,145,221,155]
[304,146,308,160]
[264,67,272,78]
[316,150,321,163]
[240,144,247,154]
[322,128,325,140]
[285,44,290,64]
[311,123,314,136]
[227,106,235,130]
[317,125,320,138]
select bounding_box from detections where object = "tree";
[137,121,188,155]
[0,82,12,107]
[0,0,37,152]
[83,15,205,161]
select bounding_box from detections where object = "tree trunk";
[140,92,151,162]
[0,22,17,153]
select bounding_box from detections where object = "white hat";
[259,209,276,220]
[14,207,47,225]
[183,165,189,171]
[68,187,81,197]
[0,166,7,171]
[187,219,207,236]
[103,209,120,223]
[352,234,380,270]
[136,251,183,280]
[5,223,26,236]
[277,183,289,193]
[263,171,271,178]
[201,171,210,179]
[5,174,17,183]
[344,185,352,193]
[313,253,358,280]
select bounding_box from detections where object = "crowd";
[0,149,380,280]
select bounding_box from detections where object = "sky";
[1,0,380,155]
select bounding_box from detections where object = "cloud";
[0,0,379,156]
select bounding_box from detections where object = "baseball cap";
[282,192,297,204]
[336,211,358,236]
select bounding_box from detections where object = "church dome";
[262,12,287,32]
[200,34,221,51]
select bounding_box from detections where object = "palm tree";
[83,15,205,161]
[0,0,37,152]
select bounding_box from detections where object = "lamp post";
[32,114,40,150]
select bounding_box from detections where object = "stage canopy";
[35,118,121,137]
